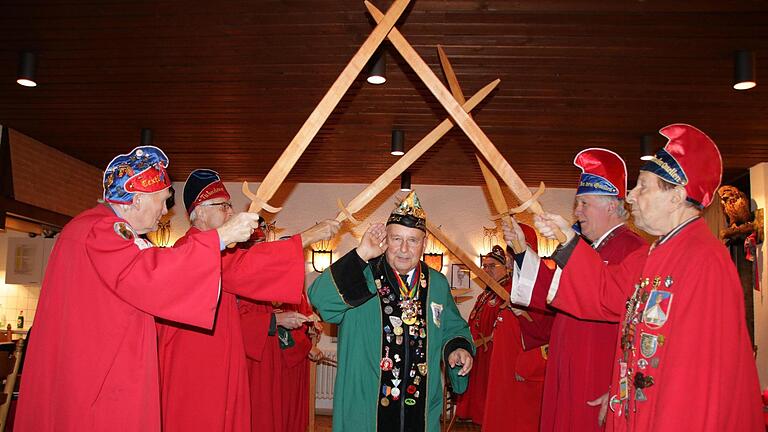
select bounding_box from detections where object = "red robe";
[156,228,305,432]
[510,225,646,432]
[15,205,222,431]
[239,294,314,432]
[455,279,510,423]
[277,297,314,432]
[551,218,762,431]
[483,307,551,432]
[456,277,554,430]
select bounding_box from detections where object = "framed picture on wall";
[450,264,471,289]
[5,237,45,285]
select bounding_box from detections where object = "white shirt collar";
[591,223,625,250]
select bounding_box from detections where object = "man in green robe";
[309,191,475,432]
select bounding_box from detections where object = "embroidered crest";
[643,290,673,328]
[640,332,658,358]
[430,302,443,328]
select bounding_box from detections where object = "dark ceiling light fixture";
[391,129,405,156]
[16,51,37,87]
[140,128,153,146]
[733,50,756,90]
[400,171,412,192]
[366,49,386,85]
[640,134,655,161]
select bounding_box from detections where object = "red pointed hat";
[573,148,627,199]
[640,124,722,208]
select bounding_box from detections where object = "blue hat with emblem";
[103,146,171,204]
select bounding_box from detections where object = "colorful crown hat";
[573,148,627,199]
[387,190,427,231]
[640,124,722,208]
[183,169,231,214]
[487,245,507,265]
[103,146,171,204]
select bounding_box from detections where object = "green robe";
[309,251,474,432]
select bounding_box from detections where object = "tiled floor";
[313,415,481,431]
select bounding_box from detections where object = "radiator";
[315,350,337,400]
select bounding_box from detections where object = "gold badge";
[417,363,427,376]
[113,222,135,241]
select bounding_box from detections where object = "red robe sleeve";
[279,293,314,367]
[238,299,274,361]
[517,307,554,351]
[219,234,305,304]
[86,216,221,328]
[549,239,647,321]
[509,247,557,312]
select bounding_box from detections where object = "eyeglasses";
[200,202,233,211]
[481,263,499,270]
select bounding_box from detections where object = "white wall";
[749,163,768,389]
[164,181,577,320]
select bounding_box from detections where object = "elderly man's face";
[196,198,234,230]
[481,256,507,281]
[626,171,677,236]
[573,195,615,242]
[385,224,427,275]
[131,188,171,234]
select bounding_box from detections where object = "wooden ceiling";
[1,0,767,189]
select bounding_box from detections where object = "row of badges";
[377,273,428,408]
[612,275,674,417]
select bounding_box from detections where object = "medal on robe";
[395,268,420,326]
[396,335,403,345]
[380,397,389,407]
[640,333,658,358]
[642,289,673,328]
[380,347,393,371]
[391,387,401,398]
[619,377,628,400]
[619,361,628,378]
[400,299,419,325]
[417,363,427,376]
[404,398,416,406]
[635,388,647,402]
[609,395,621,413]
[637,358,648,370]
